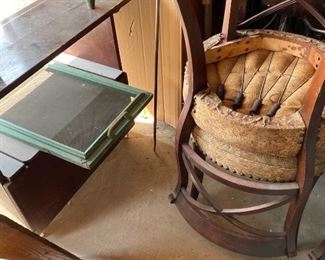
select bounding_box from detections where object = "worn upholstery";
[184,31,325,182]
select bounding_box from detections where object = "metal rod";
[242,52,270,92]
[232,54,247,109]
[250,52,274,115]
[277,57,299,102]
[216,55,241,100]
[238,0,297,28]
[153,0,160,152]
[240,54,247,92]
[233,52,271,110]
[258,52,275,99]
[261,55,296,100]
[303,17,325,35]
[267,77,310,117]
[266,57,306,117]
[281,77,310,103]
[262,14,278,29]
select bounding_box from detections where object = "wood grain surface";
[114,0,183,126]
[0,0,130,98]
[0,214,78,259]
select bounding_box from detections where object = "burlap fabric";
[184,31,325,182]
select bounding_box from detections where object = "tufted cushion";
[184,30,325,182]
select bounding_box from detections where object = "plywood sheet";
[114,0,183,127]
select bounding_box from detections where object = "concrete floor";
[2,122,325,259]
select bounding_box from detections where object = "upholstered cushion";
[184,30,325,182]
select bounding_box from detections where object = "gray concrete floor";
[2,122,325,259]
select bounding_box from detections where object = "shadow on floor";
[41,122,324,260]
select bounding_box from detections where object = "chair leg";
[190,146,205,200]
[285,176,320,257]
[308,175,325,260]
[169,152,188,203]
[190,168,203,200]
[285,197,309,256]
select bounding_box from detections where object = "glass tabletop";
[0,62,152,169]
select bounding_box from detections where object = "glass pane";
[0,68,132,152]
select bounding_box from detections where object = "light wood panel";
[114,0,183,127]
[159,0,183,127]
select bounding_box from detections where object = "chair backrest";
[174,0,207,100]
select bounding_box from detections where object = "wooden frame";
[0,62,151,169]
[170,0,325,257]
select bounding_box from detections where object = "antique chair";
[170,0,325,257]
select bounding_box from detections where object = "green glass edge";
[0,118,86,160]
[0,63,153,169]
[47,61,149,97]
[84,118,135,169]
[83,92,151,158]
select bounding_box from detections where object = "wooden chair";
[170,0,325,257]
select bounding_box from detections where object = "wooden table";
[0,0,135,233]
[0,214,78,259]
[0,0,130,98]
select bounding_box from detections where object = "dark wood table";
[0,0,130,98]
[0,0,134,233]
[0,214,78,259]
